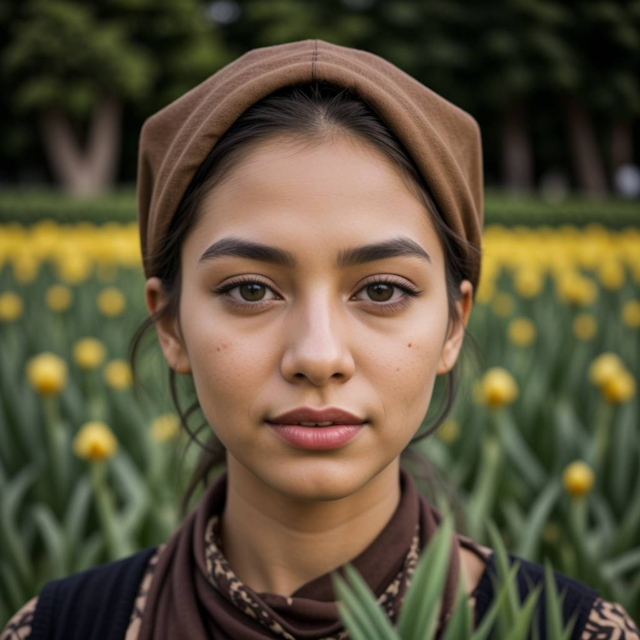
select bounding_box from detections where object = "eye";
[352,276,421,312]
[213,275,421,312]
[213,275,279,310]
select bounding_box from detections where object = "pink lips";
[266,423,365,450]
[266,406,368,450]
[267,405,366,425]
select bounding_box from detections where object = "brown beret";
[137,38,484,290]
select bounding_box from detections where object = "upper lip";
[267,406,367,425]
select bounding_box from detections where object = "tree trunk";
[39,92,122,195]
[610,118,633,170]
[502,99,533,193]
[563,94,608,197]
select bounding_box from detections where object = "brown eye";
[366,283,394,302]
[239,283,266,301]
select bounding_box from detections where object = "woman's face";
[146,135,473,501]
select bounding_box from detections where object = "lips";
[266,406,367,426]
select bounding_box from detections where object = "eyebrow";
[197,236,432,269]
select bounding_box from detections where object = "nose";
[279,290,356,386]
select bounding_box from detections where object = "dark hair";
[129,81,482,523]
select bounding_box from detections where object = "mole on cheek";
[407,343,412,347]
[215,342,229,352]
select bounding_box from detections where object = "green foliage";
[331,508,582,638]
[3,0,154,116]
[1,0,228,117]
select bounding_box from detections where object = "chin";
[257,459,381,502]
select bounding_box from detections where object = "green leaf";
[466,435,503,541]
[335,599,374,640]
[331,568,398,639]
[514,479,562,560]
[396,508,455,640]
[440,563,474,640]
[590,493,615,553]
[0,561,25,613]
[501,499,525,544]
[486,519,521,625]
[0,465,38,592]
[495,410,545,491]
[31,503,68,579]
[610,403,636,511]
[469,563,521,640]
[110,451,149,537]
[601,547,640,582]
[74,532,105,573]
[543,558,580,640]
[610,454,640,554]
[509,583,543,640]
[63,474,92,550]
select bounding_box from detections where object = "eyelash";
[213,275,422,313]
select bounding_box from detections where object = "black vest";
[29,546,599,639]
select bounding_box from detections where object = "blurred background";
[0,0,639,629]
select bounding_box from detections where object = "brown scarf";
[138,466,462,639]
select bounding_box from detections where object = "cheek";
[375,332,442,396]
[179,308,270,424]
[368,327,445,444]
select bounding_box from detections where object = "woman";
[3,39,638,640]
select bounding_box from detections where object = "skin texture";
[145,134,475,597]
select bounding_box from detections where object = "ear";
[144,277,192,375]
[436,280,474,375]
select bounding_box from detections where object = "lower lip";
[266,422,366,450]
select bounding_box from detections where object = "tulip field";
[0,217,639,626]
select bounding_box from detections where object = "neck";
[220,457,402,597]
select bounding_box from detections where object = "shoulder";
[1,595,38,640]
[581,596,640,640]
[1,546,159,640]
[473,551,604,638]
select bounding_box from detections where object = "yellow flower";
[555,273,598,306]
[97,287,126,317]
[562,461,595,498]
[73,338,107,370]
[13,254,39,283]
[491,292,514,318]
[597,259,625,290]
[507,317,536,347]
[513,268,544,299]
[588,353,625,387]
[437,419,460,443]
[572,313,597,341]
[103,359,133,390]
[480,367,519,408]
[26,352,67,395]
[622,300,640,329]
[56,254,92,285]
[601,369,636,404]
[45,284,72,312]
[0,291,24,322]
[150,414,180,443]
[73,421,118,461]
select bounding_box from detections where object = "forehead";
[186,136,441,263]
